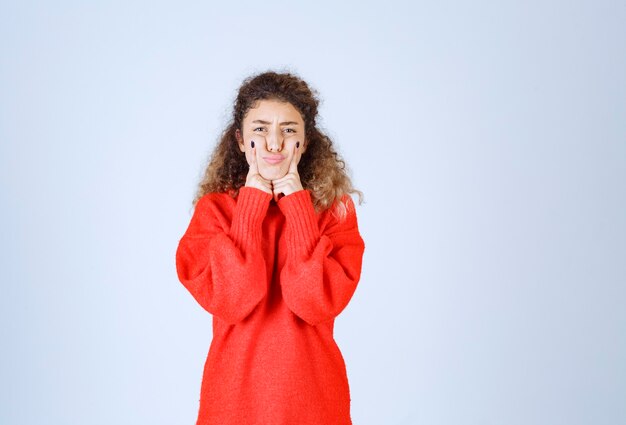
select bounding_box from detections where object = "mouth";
[263,155,285,165]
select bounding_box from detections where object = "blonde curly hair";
[192,69,363,221]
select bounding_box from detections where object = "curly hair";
[192,69,364,221]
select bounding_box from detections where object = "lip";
[263,155,285,165]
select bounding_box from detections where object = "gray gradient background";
[1,1,624,424]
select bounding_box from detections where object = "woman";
[175,70,366,424]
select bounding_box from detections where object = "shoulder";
[197,191,236,208]
[320,193,360,234]
[193,191,237,224]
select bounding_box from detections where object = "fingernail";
[296,141,300,148]
[251,141,255,148]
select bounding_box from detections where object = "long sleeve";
[175,187,273,324]
[277,189,365,326]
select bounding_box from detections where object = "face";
[236,99,306,181]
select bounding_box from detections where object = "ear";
[235,129,245,152]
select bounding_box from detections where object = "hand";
[271,141,304,202]
[244,141,273,195]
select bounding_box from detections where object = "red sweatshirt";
[175,186,366,424]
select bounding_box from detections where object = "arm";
[277,189,365,326]
[175,187,272,324]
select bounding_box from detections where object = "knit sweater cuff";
[229,186,272,250]
[277,189,321,257]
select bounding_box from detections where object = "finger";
[288,141,300,174]
[296,140,303,166]
[272,174,288,184]
[273,186,285,202]
[255,173,273,188]
[272,182,280,202]
[272,180,293,198]
[248,175,272,194]
[248,141,259,175]
[261,177,273,191]
[252,174,270,186]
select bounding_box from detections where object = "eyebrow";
[252,120,300,126]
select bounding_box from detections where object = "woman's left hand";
[272,141,304,202]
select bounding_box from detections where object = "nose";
[266,128,283,152]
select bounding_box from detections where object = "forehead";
[244,99,303,123]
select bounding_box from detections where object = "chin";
[261,169,287,180]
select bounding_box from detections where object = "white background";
[1,1,624,424]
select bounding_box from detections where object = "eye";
[253,127,266,132]
[284,128,296,133]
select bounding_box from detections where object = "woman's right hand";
[245,141,273,195]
